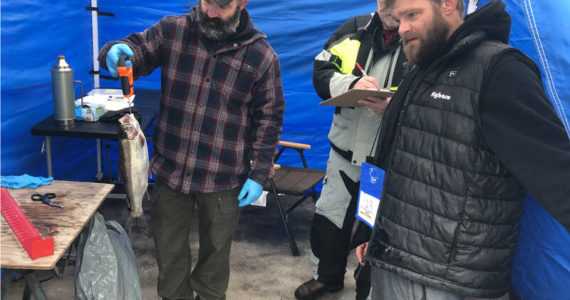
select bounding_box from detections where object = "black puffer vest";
[367,32,527,298]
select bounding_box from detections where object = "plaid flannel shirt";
[99,8,284,193]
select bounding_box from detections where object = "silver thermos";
[51,55,75,126]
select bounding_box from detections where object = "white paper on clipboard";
[319,89,395,107]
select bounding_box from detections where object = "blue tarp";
[2,0,569,298]
[511,196,570,300]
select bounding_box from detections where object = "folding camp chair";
[264,141,325,256]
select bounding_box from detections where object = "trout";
[117,113,150,235]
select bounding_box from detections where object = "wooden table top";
[1,180,114,270]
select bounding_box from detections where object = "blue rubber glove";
[237,178,263,207]
[105,43,134,77]
[1,174,53,189]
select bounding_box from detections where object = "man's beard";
[197,5,242,41]
[402,9,450,65]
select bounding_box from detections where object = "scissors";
[31,193,64,209]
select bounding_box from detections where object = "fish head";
[118,114,141,140]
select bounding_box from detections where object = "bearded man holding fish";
[98,0,285,299]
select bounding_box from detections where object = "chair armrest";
[278,140,311,150]
[275,140,314,167]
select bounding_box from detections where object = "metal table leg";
[22,272,48,300]
[96,138,103,181]
[44,137,106,181]
[45,136,53,178]
[1,269,15,297]
[106,139,112,183]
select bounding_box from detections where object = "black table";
[31,89,160,179]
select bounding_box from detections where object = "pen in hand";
[355,62,368,77]
[354,62,380,91]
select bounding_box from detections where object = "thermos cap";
[53,55,71,70]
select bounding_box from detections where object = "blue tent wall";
[511,196,570,300]
[1,1,97,181]
[2,1,569,298]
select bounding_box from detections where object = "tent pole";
[91,0,100,88]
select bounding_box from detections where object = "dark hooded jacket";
[367,0,570,297]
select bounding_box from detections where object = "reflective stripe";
[330,38,361,74]
[329,71,358,97]
[315,49,332,62]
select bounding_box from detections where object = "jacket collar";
[190,6,266,51]
[363,12,401,51]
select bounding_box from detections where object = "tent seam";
[523,0,570,137]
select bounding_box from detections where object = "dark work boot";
[294,278,343,300]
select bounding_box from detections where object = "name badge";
[356,162,384,228]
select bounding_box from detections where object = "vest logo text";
[430,91,451,101]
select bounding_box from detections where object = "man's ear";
[241,0,248,9]
[441,0,458,16]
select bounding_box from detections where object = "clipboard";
[319,89,395,107]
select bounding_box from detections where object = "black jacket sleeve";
[480,51,570,232]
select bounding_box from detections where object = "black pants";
[309,151,372,297]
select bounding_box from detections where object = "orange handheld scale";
[1,187,54,260]
[117,57,134,98]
